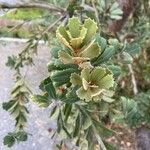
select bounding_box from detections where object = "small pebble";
[127,142,131,147]
[121,141,125,145]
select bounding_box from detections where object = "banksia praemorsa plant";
[31,17,121,149]
[71,67,114,102]
[57,17,101,68]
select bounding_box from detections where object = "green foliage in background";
[3,8,44,20]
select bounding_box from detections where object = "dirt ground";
[106,124,136,150]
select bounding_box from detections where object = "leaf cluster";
[31,17,125,149]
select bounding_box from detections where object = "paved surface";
[0,0,27,4]
[0,40,57,150]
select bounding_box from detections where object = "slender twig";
[35,15,66,45]
[0,18,24,27]
[0,2,65,13]
[128,64,138,95]
[8,21,26,32]
[81,4,95,12]
[42,15,66,35]
[91,0,101,32]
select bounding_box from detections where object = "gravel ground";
[0,40,57,150]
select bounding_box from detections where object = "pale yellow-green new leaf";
[81,68,91,82]
[70,37,83,50]
[70,73,82,86]
[80,27,87,39]
[68,17,80,38]
[97,74,114,89]
[82,78,89,90]
[56,26,73,50]
[83,18,98,44]
[77,87,91,102]
[90,67,107,83]
[80,42,100,59]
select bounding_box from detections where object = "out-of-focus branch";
[0,2,65,13]
[0,18,24,27]
[42,15,66,34]
[91,0,100,31]
[128,64,138,95]
[29,15,66,47]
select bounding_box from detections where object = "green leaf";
[82,78,89,90]
[97,74,114,89]
[110,2,119,12]
[3,135,15,147]
[11,104,20,118]
[73,112,81,137]
[90,67,107,83]
[125,43,140,55]
[77,87,91,101]
[68,17,80,38]
[51,68,77,85]
[39,77,56,99]
[83,18,98,44]
[82,114,92,130]
[70,73,82,86]
[66,86,79,102]
[121,97,141,126]
[86,127,95,149]
[16,113,27,128]
[80,27,87,39]
[110,9,123,15]
[47,61,58,72]
[56,26,73,50]
[80,42,100,59]
[108,65,121,77]
[50,47,60,58]
[45,82,57,99]
[50,106,59,120]
[108,39,122,50]
[81,68,91,82]
[31,94,50,107]
[48,60,78,72]
[93,119,114,137]
[57,26,70,42]
[58,51,73,64]
[6,56,16,69]
[121,97,137,116]
[70,37,83,49]
[59,110,71,138]
[64,104,72,122]
[121,52,133,64]
[54,81,69,87]
[93,127,107,150]
[39,77,51,91]
[15,131,28,141]
[110,14,122,20]
[2,100,17,111]
[93,45,115,65]
[95,34,107,51]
